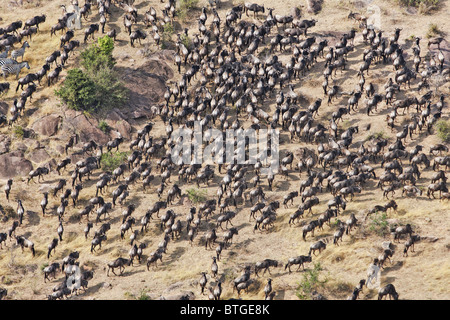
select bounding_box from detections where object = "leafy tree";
[55,35,128,113]
[55,68,97,111]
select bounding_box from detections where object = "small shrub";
[180,33,192,50]
[13,126,25,139]
[369,212,390,237]
[100,151,129,172]
[426,23,440,38]
[296,262,328,300]
[161,23,175,48]
[435,120,450,143]
[137,289,150,300]
[98,120,111,133]
[365,131,388,141]
[186,188,207,203]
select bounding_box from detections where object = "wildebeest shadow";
[167,246,186,263]
[382,260,404,273]
[25,210,40,226]
[122,268,145,277]
[83,281,104,295]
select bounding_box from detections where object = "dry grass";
[0,0,449,301]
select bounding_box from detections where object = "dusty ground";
[0,0,449,300]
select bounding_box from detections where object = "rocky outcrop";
[119,51,175,117]
[61,110,110,144]
[0,151,33,179]
[31,114,62,137]
[0,135,11,155]
[28,148,50,164]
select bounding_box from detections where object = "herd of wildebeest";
[0,0,448,300]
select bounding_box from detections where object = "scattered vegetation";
[137,289,151,300]
[161,23,175,49]
[396,0,439,5]
[435,119,450,143]
[368,212,390,237]
[100,151,129,172]
[13,125,25,139]
[55,35,128,113]
[123,289,151,300]
[177,0,199,21]
[365,131,389,141]
[98,120,111,133]
[426,23,441,38]
[396,0,441,14]
[180,33,192,50]
[186,188,207,203]
[296,262,328,300]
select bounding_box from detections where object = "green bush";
[296,262,328,300]
[100,151,129,172]
[98,120,111,133]
[186,188,207,203]
[137,289,150,300]
[435,120,450,143]
[55,68,97,111]
[81,35,116,72]
[369,212,390,237]
[55,35,128,113]
[13,125,25,139]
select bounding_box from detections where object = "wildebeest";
[130,30,147,47]
[284,255,312,273]
[84,24,99,43]
[15,235,35,256]
[107,257,131,276]
[43,262,60,282]
[309,240,326,256]
[392,224,413,242]
[378,283,399,300]
[244,3,265,18]
[254,259,279,276]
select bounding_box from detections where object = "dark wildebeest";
[107,257,131,276]
[254,259,279,276]
[284,255,312,273]
[378,284,399,300]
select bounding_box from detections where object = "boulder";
[305,0,323,14]
[111,120,133,140]
[61,110,110,145]
[0,151,33,179]
[0,102,8,115]
[28,148,50,164]
[0,135,11,155]
[31,114,62,137]
[120,57,174,111]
